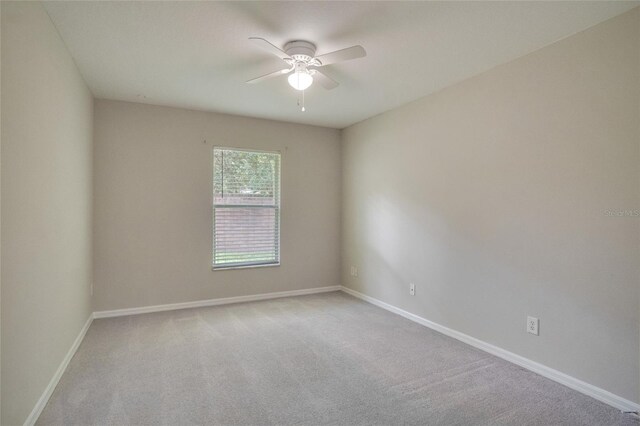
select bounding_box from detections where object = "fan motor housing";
[284,40,316,62]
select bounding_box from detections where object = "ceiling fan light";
[288,71,313,91]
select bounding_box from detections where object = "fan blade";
[312,69,339,90]
[246,68,291,84]
[249,37,290,61]
[315,45,366,66]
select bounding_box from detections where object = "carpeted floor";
[38,291,637,425]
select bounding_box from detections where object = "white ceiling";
[43,1,638,129]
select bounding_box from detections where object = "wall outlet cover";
[527,316,539,335]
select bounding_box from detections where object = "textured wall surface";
[93,100,341,311]
[342,9,640,403]
[1,2,94,424]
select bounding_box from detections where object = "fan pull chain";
[296,90,306,112]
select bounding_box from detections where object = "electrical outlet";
[527,316,539,335]
[354,267,358,277]
[409,283,415,296]
[350,266,358,277]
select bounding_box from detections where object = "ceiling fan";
[246,38,366,91]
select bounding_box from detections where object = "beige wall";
[342,8,640,403]
[0,2,3,423]
[0,2,637,422]
[93,100,341,311]
[1,2,94,425]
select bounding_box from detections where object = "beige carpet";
[37,291,637,425]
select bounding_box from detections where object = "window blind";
[213,148,281,269]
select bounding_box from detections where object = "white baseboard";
[25,286,340,425]
[93,285,341,319]
[23,314,94,426]
[340,286,640,413]
[26,285,636,426]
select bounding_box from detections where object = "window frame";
[211,146,282,271]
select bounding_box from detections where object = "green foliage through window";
[213,148,281,268]
[214,149,279,203]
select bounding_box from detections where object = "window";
[213,148,281,269]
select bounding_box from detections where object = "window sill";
[212,262,280,271]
